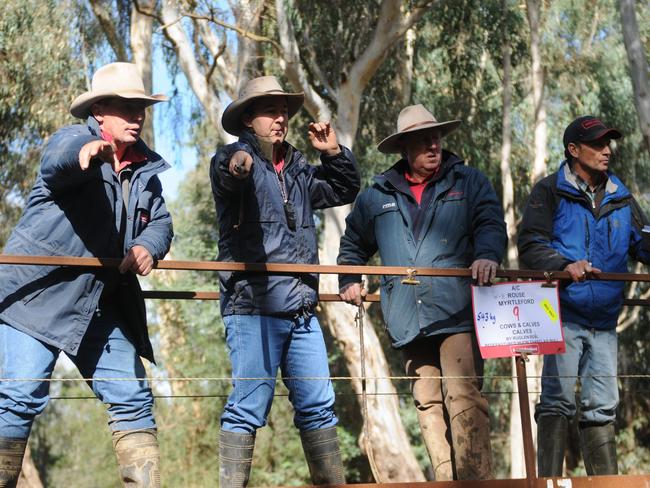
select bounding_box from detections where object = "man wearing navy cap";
[518,116,650,476]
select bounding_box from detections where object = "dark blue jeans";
[536,320,617,424]
[220,314,337,434]
[0,306,155,439]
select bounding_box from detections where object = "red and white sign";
[471,281,565,359]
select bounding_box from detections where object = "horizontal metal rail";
[2,253,650,282]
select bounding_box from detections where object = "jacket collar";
[239,130,294,167]
[558,160,626,199]
[374,149,464,194]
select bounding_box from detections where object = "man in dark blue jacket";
[0,63,173,487]
[518,116,650,477]
[338,104,506,480]
[210,75,359,488]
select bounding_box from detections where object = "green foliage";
[0,0,86,246]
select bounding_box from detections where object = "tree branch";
[88,0,129,62]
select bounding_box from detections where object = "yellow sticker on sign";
[540,299,558,322]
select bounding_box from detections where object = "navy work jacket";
[518,162,650,329]
[338,153,506,348]
[210,130,360,317]
[0,117,173,361]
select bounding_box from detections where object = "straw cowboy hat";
[70,62,168,119]
[221,76,304,136]
[377,104,461,154]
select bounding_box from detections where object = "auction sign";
[471,281,565,359]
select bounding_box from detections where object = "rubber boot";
[300,426,346,485]
[219,429,255,488]
[450,407,492,479]
[0,437,27,488]
[536,415,567,477]
[417,408,453,480]
[112,429,161,488]
[580,422,618,475]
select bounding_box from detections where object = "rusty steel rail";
[3,253,650,282]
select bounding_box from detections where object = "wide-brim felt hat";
[222,76,304,136]
[377,104,461,154]
[70,62,168,119]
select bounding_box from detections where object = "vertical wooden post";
[515,353,537,486]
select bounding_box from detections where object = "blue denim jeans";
[221,314,337,434]
[0,306,155,439]
[536,321,618,424]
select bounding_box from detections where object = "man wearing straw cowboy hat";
[210,75,359,487]
[0,62,172,487]
[338,104,505,480]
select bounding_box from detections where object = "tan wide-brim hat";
[377,104,461,154]
[70,62,168,119]
[222,76,304,136]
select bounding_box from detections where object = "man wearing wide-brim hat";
[210,75,360,487]
[0,62,173,487]
[338,104,506,480]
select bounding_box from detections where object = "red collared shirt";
[100,131,147,171]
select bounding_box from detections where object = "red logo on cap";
[582,119,604,129]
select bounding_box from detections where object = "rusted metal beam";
[3,254,650,282]
[296,475,650,487]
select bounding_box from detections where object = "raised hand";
[79,140,119,171]
[308,121,340,156]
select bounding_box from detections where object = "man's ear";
[242,112,253,129]
[567,142,580,158]
[90,102,104,123]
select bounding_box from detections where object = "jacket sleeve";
[130,176,174,260]
[209,142,253,199]
[40,126,104,193]
[337,191,378,289]
[628,196,650,264]
[307,146,361,209]
[469,170,507,264]
[517,178,572,270]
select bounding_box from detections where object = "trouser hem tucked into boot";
[0,437,27,488]
[112,428,161,488]
[300,426,346,486]
[219,429,255,488]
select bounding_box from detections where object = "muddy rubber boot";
[300,426,346,485]
[536,415,567,477]
[417,409,453,480]
[112,429,161,487]
[0,437,27,488]
[219,429,255,488]
[580,423,618,475]
[450,407,492,479]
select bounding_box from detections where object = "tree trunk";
[17,446,43,488]
[319,207,426,483]
[619,0,650,154]
[131,0,155,148]
[526,0,547,184]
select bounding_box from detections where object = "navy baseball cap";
[563,116,622,158]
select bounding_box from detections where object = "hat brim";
[585,128,623,142]
[222,91,305,136]
[377,120,461,154]
[70,90,168,119]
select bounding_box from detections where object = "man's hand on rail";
[339,282,366,306]
[119,245,154,276]
[470,259,498,285]
[564,260,601,282]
